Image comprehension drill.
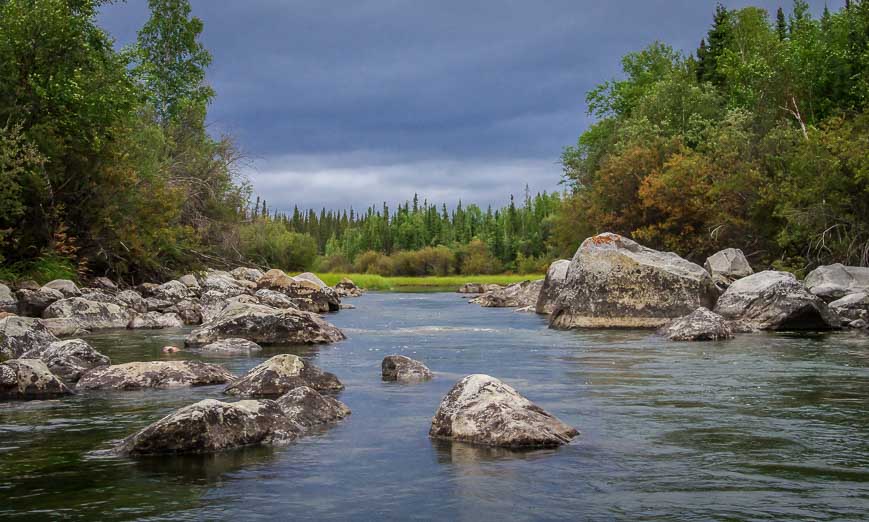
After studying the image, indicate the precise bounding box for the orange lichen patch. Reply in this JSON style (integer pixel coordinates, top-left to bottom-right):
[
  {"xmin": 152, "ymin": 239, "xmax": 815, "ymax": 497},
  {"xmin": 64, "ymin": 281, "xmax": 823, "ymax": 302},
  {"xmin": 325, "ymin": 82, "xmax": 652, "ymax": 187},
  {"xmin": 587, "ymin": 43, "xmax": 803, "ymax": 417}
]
[{"xmin": 590, "ymin": 234, "xmax": 618, "ymax": 245}]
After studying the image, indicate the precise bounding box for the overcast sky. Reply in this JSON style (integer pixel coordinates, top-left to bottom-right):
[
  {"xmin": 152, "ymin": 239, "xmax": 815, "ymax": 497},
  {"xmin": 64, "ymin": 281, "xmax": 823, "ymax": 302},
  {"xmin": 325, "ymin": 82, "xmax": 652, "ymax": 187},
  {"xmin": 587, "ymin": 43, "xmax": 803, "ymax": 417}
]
[{"xmin": 98, "ymin": 0, "xmax": 832, "ymax": 213}]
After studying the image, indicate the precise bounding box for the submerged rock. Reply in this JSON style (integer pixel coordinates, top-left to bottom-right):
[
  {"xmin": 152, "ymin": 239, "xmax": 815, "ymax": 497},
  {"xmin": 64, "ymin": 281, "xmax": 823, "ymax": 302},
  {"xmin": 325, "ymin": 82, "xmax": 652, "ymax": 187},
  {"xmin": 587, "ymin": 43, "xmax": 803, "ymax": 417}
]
[
  {"xmin": 472, "ymin": 280, "xmax": 543, "ymax": 309},
  {"xmin": 76, "ymin": 360, "xmax": 233, "ymax": 390},
  {"xmin": 22, "ymin": 339, "xmax": 110, "ymax": 382},
  {"xmin": 198, "ymin": 338, "xmax": 263, "ymax": 354},
  {"xmin": 15, "ymin": 287, "xmax": 64, "ymax": 317},
  {"xmin": 381, "ymin": 355, "xmax": 433, "ymax": 382},
  {"xmin": 659, "ymin": 307, "xmax": 733, "ymax": 341},
  {"xmin": 185, "ymin": 301, "xmax": 345, "ymax": 347},
  {"xmin": 0, "ymin": 316, "xmax": 59, "ymax": 360},
  {"xmin": 550, "ymin": 233, "xmax": 718, "ymax": 329},
  {"xmin": 127, "ymin": 312, "xmax": 185, "ymax": 329},
  {"xmin": 42, "ymin": 297, "xmax": 131, "ymax": 329},
  {"xmin": 714, "ymin": 271, "xmax": 839, "ymax": 331},
  {"xmin": 429, "ymin": 374, "xmax": 577, "ymax": 448},
  {"xmin": 535, "ymin": 260, "xmax": 570, "ymax": 315},
  {"xmin": 704, "ymin": 248, "xmax": 753, "ymax": 289},
  {"xmin": 224, "ymin": 353, "xmax": 343, "ymax": 397},
  {"xmin": 0, "ymin": 359, "xmax": 73, "ymax": 399},
  {"xmin": 804, "ymin": 264, "xmax": 869, "ymax": 302}
]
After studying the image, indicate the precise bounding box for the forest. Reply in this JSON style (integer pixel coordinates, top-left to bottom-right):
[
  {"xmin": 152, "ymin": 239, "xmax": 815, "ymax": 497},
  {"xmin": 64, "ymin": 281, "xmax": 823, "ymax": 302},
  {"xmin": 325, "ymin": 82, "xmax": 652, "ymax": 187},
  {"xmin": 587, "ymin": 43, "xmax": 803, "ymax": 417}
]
[{"xmin": 1, "ymin": 0, "xmax": 868, "ymax": 284}]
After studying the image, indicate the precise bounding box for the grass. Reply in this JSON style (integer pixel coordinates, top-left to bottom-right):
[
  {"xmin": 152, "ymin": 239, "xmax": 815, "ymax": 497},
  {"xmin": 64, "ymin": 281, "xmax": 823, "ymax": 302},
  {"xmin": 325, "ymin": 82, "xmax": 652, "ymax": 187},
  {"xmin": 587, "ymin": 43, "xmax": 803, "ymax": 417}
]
[
  {"xmin": 0, "ymin": 254, "xmax": 78, "ymax": 285},
  {"xmin": 308, "ymin": 273, "xmax": 544, "ymax": 291}
]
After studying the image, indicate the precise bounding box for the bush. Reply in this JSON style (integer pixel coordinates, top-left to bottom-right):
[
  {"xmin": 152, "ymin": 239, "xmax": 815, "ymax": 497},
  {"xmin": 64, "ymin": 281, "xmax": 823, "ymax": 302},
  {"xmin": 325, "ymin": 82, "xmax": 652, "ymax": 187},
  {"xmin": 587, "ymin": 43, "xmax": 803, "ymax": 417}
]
[
  {"xmin": 459, "ymin": 239, "xmax": 502, "ymax": 275},
  {"xmin": 239, "ymin": 220, "xmax": 316, "ymax": 271}
]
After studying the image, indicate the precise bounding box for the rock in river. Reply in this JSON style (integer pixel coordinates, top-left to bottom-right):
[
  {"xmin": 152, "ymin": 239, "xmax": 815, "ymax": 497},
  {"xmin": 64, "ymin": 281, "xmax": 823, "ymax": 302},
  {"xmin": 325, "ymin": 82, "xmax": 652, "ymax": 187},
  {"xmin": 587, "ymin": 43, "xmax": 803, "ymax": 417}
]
[
  {"xmin": 381, "ymin": 355, "xmax": 433, "ymax": 382},
  {"xmin": 198, "ymin": 338, "xmax": 263, "ymax": 354},
  {"xmin": 829, "ymin": 292, "xmax": 869, "ymax": 324},
  {"xmin": 21, "ymin": 339, "xmax": 110, "ymax": 382},
  {"xmin": 0, "ymin": 316, "xmax": 59, "ymax": 360},
  {"xmin": 76, "ymin": 360, "xmax": 233, "ymax": 390},
  {"xmin": 549, "ymin": 233, "xmax": 719, "ymax": 329},
  {"xmin": 275, "ymin": 385, "xmax": 351, "ymax": 429},
  {"xmin": 535, "ymin": 259, "xmax": 570, "ymax": 315},
  {"xmin": 659, "ymin": 307, "xmax": 733, "ymax": 342},
  {"xmin": 804, "ymin": 263, "xmax": 869, "ymax": 302},
  {"xmin": 471, "ymin": 280, "xmax": 543, "ymax": 309},
  {"xmin": 15, "ymin": 287, "xmax": 63, "ymax": 317},
  {"xmin": 224, "ymin": 354, "xmax": 343, "ymax": 397},
  {"xmin": 184, "ymin": 301, "xmax": 345, "ymax": 347},
  {"xmin": 430, "ymin": 374, "xmax": 577, "ymax": 448},
  {"xmin": 704, "ymin": 248, "xmax": 753, "ymax": 289},
  {"xmin": 0, "ymin": 359, "xmax": 73, "ymax": 399},
  {"xmin": 714, "ymin": 271, "xmax": 839, "ymax": 331},
  {"xmin": 42, "ymin": 297, "xmax": 131, "ymax": 330},
  {"xmin": 127, "ymin": 312, "xmax": 185, "ymax": 329}
]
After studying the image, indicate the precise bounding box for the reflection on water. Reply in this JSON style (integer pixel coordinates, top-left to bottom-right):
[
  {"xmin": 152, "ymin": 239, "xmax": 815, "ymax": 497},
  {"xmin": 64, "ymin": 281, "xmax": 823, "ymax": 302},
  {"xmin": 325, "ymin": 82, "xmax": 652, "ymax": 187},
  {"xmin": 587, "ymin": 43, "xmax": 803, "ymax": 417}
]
[{"xmin": 0, "ymin": 292, "xmax": 867, "ymax": 520}]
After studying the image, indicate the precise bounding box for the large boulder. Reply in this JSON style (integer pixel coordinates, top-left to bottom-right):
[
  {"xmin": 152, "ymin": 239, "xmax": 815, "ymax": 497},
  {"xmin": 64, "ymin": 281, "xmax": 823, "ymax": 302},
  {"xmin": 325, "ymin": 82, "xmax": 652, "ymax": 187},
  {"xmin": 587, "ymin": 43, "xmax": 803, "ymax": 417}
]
[
  {"xmin": 178, "ymin": 274, "xmax": 202, "ymax": 294},
  {"xmin": 21, "ymin": 339, "xmax": 110, "ymax": 382},
  {"xmin": 704, "ymin": 248, "xmax": 753, "ymax": 289},
  {"xmin": 42, "ymin": 279, "xmax": 81, "ymax": 298},
  {"xmin": 15, "ymin": 287, "xmax": 63, "ymax": 317},
  {"xmin": 116, "ymin": 290, "xmax": 148, "ymax": 313},
  {"xmin": 91, "ymin": 277, "xmax": 118, "ymax": 292},
  {"xmin": 42, "ymin": 297, "xmax": 131, "ymax": 329},
  {"xmin": 145, "ymin": 297, "xmax": 174, "ymax": 312},
  {"xmin": 549, "ymin": 233, "xmax": 719, "ymax": 329},
  {"xmin": 429, "ymin": 374, "xmax": 577, "ymax": 448},
  {"xmin": 116, "ymin": 399, "xmax": 298, "ymax": 456},
  {"xmin": 804, "ymin": 264, "xmax": 869, "ymax": 302},
  {"xmin": 0, "ymin": 359, "xmax": 73, "ymax": 399},
  {"xmin": 230, "ymin": 267, "xmax": 265, "ymax": 283},
  {"xmin": 173, "ymin": 299, "xmax": 203, "ymax": 325},
  {"xmin": 127, "ymin": 312, "xmax": 184, "ymax": 329},
  {"xmin": 471, "ymin": 279, "xmax": 543, "ymax": 309},
  {"xmin": 828, "ymin": 292, "xmax": 869, "ymax": 324},
  {"xmin": 224, "ymin": 353, "xmax": 343, "ymax": 397},
  {"xmin": 199, "ymin": 288, "xmax": 251, "ymax": 323},
  {"xmin": 152, "ymin": 280, "xmax": 190, "ymax": 302},
  {"xmin": 294, "ymin": 272, "xmax": 328, "ymax": 289},
  {"xmin": 198, "ymin": 338, "xmax": 263, "ymax": 354},
  {"xmin": 334, "ymin": 278, "xmax": 363, "ymax": 298},
  {"xmin": 714, "ymin": 271, "xmax": 840, "ymax": 331},
  {"xmin": 535, "ymin": 260, "xmax": 570, "ymax": 315},
  {"xmin": 659, "ymin": 307, "xmax": 734, "ymax": 342},
  {"xmin": 0, "ymin": 283, "xmax": 17, "ymax": 313},
  {"xmin": 202, "ymin": 270, "xmax": 252, "ymax": 293},
  {"xmin": 185, "ymin": 302, "xmax": 345, "ymax": 347},
  {"xmin": 254, "ymin": 289, "xmax": 300, "ymax": 310},
  {"xmin": 76, "ymin": 360, "xmax": 233, "ymax": 390},
  {"xmin": 257, "ymin": 269, "xmax": 340, "ymax": 313},
  {"xmin": 275, "ymin": 385, "xmax": 351, "ymax": 429},
  {"xmin": 381, "ymin": 355, "xmax": 433, "ymax": 382},
  {"xmin": 80, "ymin": 289, "xmax": 126, "ymax": 309},
  {"xmin": 0, "ymin": 316, "xmax": 59, "ymax": 360}
]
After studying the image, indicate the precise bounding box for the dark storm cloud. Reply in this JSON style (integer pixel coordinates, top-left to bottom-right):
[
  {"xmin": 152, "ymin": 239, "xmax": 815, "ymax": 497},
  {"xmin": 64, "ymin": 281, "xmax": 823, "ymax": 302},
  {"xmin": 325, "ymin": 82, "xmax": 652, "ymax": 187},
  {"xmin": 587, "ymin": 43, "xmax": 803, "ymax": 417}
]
[{"xmin": 98, "ymin": 0, "xmax": 833, "ymax": 211}]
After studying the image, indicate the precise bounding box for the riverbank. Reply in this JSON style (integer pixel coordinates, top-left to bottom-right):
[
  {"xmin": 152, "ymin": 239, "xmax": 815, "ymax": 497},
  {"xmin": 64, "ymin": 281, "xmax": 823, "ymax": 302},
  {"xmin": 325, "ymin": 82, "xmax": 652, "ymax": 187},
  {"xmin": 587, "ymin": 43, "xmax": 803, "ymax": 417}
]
[{"xmin": 305, "ymin": 273, "xmax": 545, "ymax": 292}]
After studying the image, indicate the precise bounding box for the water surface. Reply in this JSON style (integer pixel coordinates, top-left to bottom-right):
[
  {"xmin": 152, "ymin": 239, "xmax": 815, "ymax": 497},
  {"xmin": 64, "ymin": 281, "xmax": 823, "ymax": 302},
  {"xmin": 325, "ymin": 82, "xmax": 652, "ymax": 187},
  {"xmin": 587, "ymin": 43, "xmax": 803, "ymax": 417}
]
[{"xmin": 1, "ymin": 292, "xmax": 868, "ymax": 520}]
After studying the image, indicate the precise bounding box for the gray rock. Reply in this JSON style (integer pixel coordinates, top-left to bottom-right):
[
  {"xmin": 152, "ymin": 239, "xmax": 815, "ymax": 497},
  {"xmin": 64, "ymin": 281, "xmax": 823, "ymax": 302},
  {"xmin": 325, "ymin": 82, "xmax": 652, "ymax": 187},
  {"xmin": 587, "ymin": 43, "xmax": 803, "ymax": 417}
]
[
  {"xmin": 849, "ymin": 318, "xmax": 867, "ymax": 329},
  {"xmin": 136, "ymin": 282, "xmax": 160, "ymax": 297},
  {"xmin": 382, "ymin": 355, "xmax": 433, "ymax": 382},
  {"xmin": 0, "ymin": 316, "xmax": 60, "ymax": 360},
  {"xmin": 535, "ymin": 260, "xmax": 570, "ymax": 314},
  {"xmin": 275, "ymin": 385, "xmax": 351, "ymax": 429},
  {"xmin": 805, "ymin": 264, "xmax": 869, "ymax": 302},
  {"xmin": 257, "ymin": 269, "xmax": 340, "ymax": 313},
  {"xmin": 91, "ymin": 277, "xmax": 118, "ymax": 292},
  {"xmin": 429, "ymin": 374, "xmax": 577, "ymax": 448},
  {"xmin": 21, "ymin": 339, "xmax": 110, "ymax": 382},
  {"xmin": 550, "ymin": 233, "xmax": 719, "ymax": 329},
  {"xmin": 80, "ymin": 289, "xmax": 126, "ymax": 308},
  {"xmin": 39, "ymin": 318, "xmax": 92, "ymax": 337},
  {"xmin": 714, "ymin": 271, "xmax": 840, "ymax": 331},
  {"xmin": 294, "ymin": 272, "xmax": 328, "ymax": 289},
  {"xmin": 199, "ymin": 338, "xmax": 263, "ymax": 354},
  {"xmin": 334, "ymin": 278, "xmax": 363, "ymax": 297},
  {"xmin": 659, "ymin": 307, "xmax": 734, "ymax": 341},
  {"xmin": 185, "ymin": 301, "xmax": 345, "ymax": 347},
  {"xmin": 199, "ymin": 288, "xmax": 251, "ymax": 323},
  {"xmin": 0, "ymin": 359, "xmax": 73, "ymax": 399},
  {"xmin": 254, "ymin": 289, "xmax": 300, "ymax": 310},
  {"xmin": 42, "ymin": 279, "xmax": 81, "ymax": 298},
  {"xmin": 15, "ymin": 287, "xmax": 64, "ymax": 317},
  {"xmin": 224, "ymin": 354, "xmax": 343, "ymax": 397},
  {"xmin": 202, "ymin": 270, "xmax": 251, "ymax": 293},
  {"xmin": 230, "ymin": 267, "xmax": 265, "ymax": 283},
  {"xmin": 42, "ymin": 297, "xmax": 131, "ymax": 330},
  {"xmin": 457, "ymin": 283, "xmax": 504, "ymax": 294},
  {"xmin": 829, "ymin": 292, "xmax": 869, "ymax": 323},
  {"xmin": 117, "ymin": 290, "xmax": 148, "ymax": 313},
  {"xmin": 76, "ymin": 360, "xmax": 233, "ymax": 390},
  {"xmin": 178, "ymin": 274, "xmax": 201, "ymax": 293},
  {"xmin": 0, "ymin": 283, "xmax": 17, "ymax": 313},
  {"xmin": 704, "ymin": 248, "xmax": 753, "ymax": 289},
  {"xmin": 153, "ymin": 280, "xmax": 190, "ymax": 302},
  {"xmin": 145, "ymin": 297, "xmax": 174, "ymax": 312},
  {"xmin": 127, "ymin": 312, "xmax": 184, "ymax": 329},
  {"xmin": 472, "ymin": 279, "xmax": 543, "ymax": 309},
  {"xmin": 173, "ymin": 299, "xmax": 202, "ymax": 325}
]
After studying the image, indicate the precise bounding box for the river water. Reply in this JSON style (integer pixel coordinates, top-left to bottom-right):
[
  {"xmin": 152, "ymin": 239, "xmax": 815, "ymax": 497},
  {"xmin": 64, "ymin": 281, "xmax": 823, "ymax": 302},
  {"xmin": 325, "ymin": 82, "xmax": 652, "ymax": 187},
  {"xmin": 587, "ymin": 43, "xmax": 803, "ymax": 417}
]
[{"xmin": 1, "ymin": 292, "xmax": 868, "ymax": 521}]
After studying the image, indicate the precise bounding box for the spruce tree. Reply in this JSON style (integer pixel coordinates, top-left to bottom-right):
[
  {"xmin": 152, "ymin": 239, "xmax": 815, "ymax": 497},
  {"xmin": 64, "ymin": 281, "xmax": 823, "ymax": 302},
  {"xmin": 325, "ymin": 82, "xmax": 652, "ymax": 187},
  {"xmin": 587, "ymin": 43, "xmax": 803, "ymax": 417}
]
[{"xmin": 776, "ymin": 7, "xmax": 788, "ymax": 39}]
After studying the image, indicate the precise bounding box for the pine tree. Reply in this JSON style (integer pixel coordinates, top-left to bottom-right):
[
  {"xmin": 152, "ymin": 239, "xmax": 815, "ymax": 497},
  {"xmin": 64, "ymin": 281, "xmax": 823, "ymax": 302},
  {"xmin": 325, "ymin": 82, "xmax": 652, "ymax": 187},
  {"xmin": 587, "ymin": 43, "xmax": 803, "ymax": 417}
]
[
  {"xmin": 776, "ymin": 7, "xmax": 788, "ymax": 39},
  {"xmin": 700, "ymin": 3, "xmax": 733, "ymax": 87}
]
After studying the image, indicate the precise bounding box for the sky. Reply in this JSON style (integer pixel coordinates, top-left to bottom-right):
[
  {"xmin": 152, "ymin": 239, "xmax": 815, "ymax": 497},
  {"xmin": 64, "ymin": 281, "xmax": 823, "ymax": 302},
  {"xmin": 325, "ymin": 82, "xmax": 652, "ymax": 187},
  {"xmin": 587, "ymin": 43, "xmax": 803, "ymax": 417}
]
[{"xmin": 97, "ymin": 0, "xmax": 833, "ymax": 214}]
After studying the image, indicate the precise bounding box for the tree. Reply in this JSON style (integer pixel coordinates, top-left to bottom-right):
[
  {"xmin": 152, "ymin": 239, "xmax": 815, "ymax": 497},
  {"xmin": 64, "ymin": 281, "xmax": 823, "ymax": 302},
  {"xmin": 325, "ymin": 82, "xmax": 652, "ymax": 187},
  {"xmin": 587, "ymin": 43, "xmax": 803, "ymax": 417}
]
[{"xmin": 776, "ymin": 7, "xmax": 788, "ymax": 39}]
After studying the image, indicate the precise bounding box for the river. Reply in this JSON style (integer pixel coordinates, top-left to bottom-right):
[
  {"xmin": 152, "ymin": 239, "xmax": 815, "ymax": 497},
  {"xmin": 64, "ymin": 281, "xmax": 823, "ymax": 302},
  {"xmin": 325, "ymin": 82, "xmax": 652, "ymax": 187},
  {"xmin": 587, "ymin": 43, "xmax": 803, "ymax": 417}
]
[{"xmin": 1, "ymin": 292, "xmax": 868, "ymax": 520}]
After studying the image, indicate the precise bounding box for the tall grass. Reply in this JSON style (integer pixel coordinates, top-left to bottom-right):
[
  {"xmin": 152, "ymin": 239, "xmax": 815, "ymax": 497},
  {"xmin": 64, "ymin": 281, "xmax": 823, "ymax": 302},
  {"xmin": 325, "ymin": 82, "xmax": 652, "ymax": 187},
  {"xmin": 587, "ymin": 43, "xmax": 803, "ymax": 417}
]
[{"xmin": 309, "ymin": 273, "xmax": 544, "ymax": 291}]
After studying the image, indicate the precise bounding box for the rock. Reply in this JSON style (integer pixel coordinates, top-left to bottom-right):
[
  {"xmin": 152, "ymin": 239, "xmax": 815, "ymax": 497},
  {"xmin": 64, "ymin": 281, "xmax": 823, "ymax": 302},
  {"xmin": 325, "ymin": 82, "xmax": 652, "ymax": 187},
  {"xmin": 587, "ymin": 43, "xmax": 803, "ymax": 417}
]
[
  {"xmin": 116, "ymin": 398, "xmax": 298, "ymax": 456},
  {"xmin": 15, "ymin": 279, "xmax": 40, "ymax": 291},
  {"xmin": 804, "ymin": 264, "xmax": 869, "ymax": 302},
  {"xmin": 471, "ymin": 279, "xmax": 543, "ymax": 309},
  {"xmin": 178, "ymin": 274, "xmax": 201, "ymax": 293},
  {"xmin": 80, "ymin": 289, "xmax": 126, "ymax": 309},
  {"xmin": 457, "ymin": 283, "xmax": 485, "ymax": 294},
  {"xmin": 0, "ymin": 283, "xmax": 17, "ymax": 313},
  {"xmin": 0, "ymin": 316, "xmax": 59, "ymax": 360},
  {"xmin": 224, "ymin": 354, "xmax": 343, "ymax": 397},
  {"xmin": 76, "ymin": 360, "xmax": 233, "ymax": 390},
  {"xmin": 42, "ymin": 297, "xmax": 131, "ymax": 330},
  {"xmin": 136, "ymin": 282, "xmax": 160, "ymax": 297},
  {"xmin": 254, "ymin": 289, "xmax": 300, "ymax": 310},
  {"xmin": 173, "ymin": 299, "xmax": 203, "ymax": 325},
  {"xmin": 850, "ymin": 319, "xmax": 867, "ymax": 329},
  {"xmin": 91, "ymin": 277, "xmax": 118, "ymax": 292},
  {"xmin": 0, "ymin": 311, "xmax": 15, "ymax": 320},
  {"xmin": 294, "ymin": 272, "xmax": 328, "ymax": 289},
  {"xmin": 257, "ymin": 269, "xmax": 340, "ymax": 313},
  {"xmin": 145, "ymin": 297, "xmax": 174, "ymax": 312},
  {"xmin": 15, "ymin": 287, "xmax": 63, "ymax": 317},
  {"xmin": 257, "ymin": 268, "xmax": 297, "ymax": 291},
  {"xmin": 535, "ymin": 260, "xmax": 570, "ymax": 315},
  {"xmin": 339, "ymin": 303, "xmax": 355, "ymax": 310},
  {"xmin": 659, "ymin": 307, "xmax": 734, "ymax": 341},
  {"xmin": 185, "ymin": 301, "xmax": 345, "ymax": 347},
  {"xmin": 550, "ymin": 233, "xmax": 719, "ymax": 329},
  {"xmin": 275, "ymin": 385, "xmax": 351, "ymax": 429},
  {"xmin": 0, "ymin": 359, "xmax": 73, "ymax": 399},
  {"xmin": 202, "ymin": 270, "xmax": 250, "ymax": 293},
  {"xmin": 152, "ymin": 280, "xmax": 190, "ymax": 302},
  {"xmin": 127, "ymin": 312, "xmax": 184, "ymax": 329},
  {"xmin": 334, "ymin": 278, "xmax": 363, "ymax": 297},
  {"xmin": 230, "ymin": 267, "xmax": 265, "ymax": 283},
  {"xmin": 828, "ymin": 292, "xmax": 869, "ymax": 323},
  {"xmin": 198, "ymin": 338, "xmax": 263, "ymax": 354},
  {"xmin": 704, "ymin": 248, "xmax": 753, "ymax": 289},
  {"xmin": 429, "ymin": 374, "xmax": 577, "ymax": 448},
  {"xmin": 199, "ymin": 288, "xmax": 251, "ymax": 323},
  {"xmin": 381, "ymin": 355, "xmax": 433, "ymax": 382},
  {"xmin": 21, "ymin": 339, "xmax": 110, "ymax": 382},
  {"xmin": 39, "ymin": 318, "xmax": 91, "ymax": 337},
  {"xmin": 42, "ymin": 279, "xmax": 81, "ymax": 298},
  {"xmin": 116, "ymin": 290, "xmax": 148, "ymax": 313},
  {"xmin": 714, "ymin": 271, "xmax": 840, "ymax": 331}
]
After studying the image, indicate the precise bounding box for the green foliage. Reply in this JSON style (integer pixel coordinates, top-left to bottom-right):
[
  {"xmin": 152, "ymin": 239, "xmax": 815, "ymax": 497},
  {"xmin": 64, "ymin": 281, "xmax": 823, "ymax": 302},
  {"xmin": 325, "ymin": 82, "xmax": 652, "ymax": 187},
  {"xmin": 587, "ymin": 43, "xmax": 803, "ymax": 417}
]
[{"xmin": 239, "ymin": 221, "xmax": 316, "ymax": 271}]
